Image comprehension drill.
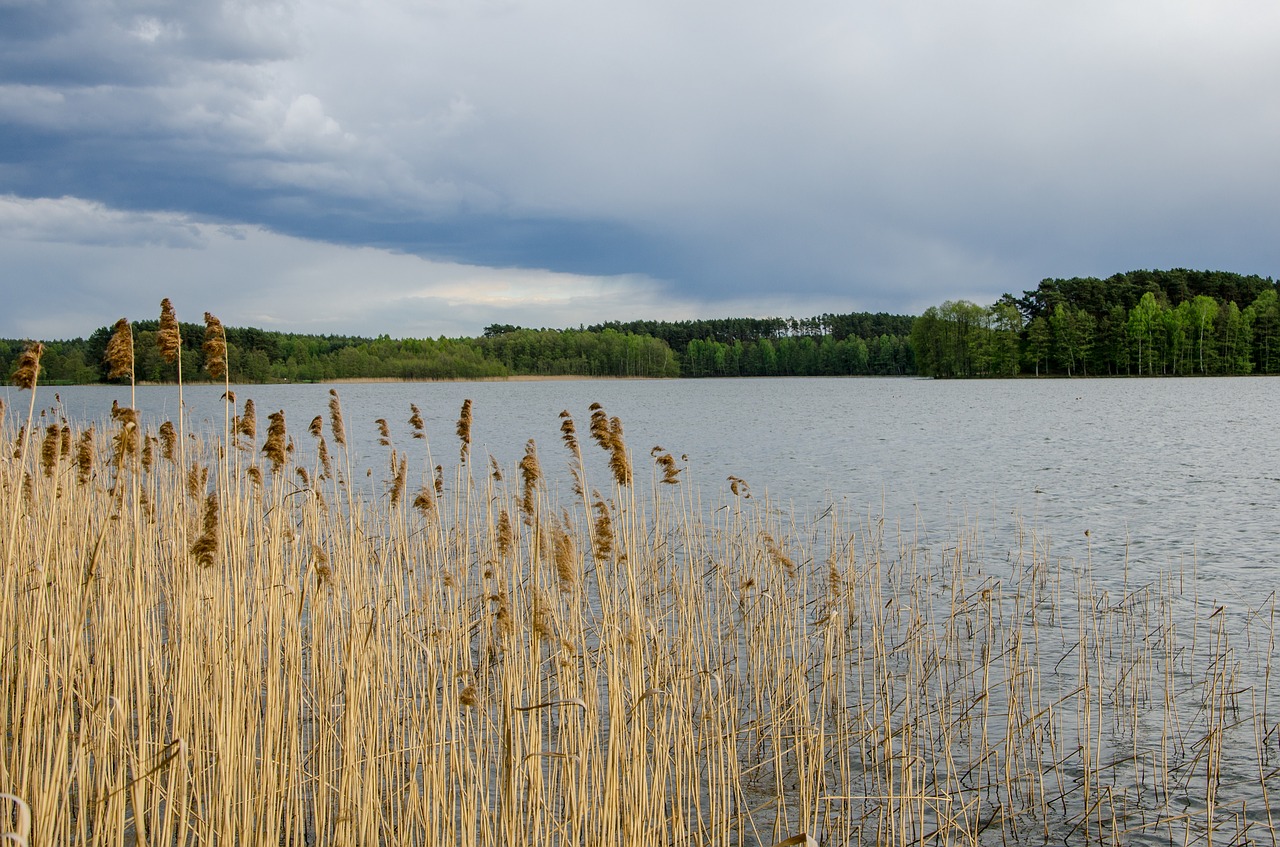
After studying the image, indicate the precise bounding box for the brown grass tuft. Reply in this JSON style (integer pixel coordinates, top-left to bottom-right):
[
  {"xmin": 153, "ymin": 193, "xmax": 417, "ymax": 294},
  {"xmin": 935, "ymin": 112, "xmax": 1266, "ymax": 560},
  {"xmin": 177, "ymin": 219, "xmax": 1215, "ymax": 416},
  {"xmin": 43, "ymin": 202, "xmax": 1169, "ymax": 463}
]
[{"xmin": 409, "ymin": 404, "xmax": 425, "ymax": 439}]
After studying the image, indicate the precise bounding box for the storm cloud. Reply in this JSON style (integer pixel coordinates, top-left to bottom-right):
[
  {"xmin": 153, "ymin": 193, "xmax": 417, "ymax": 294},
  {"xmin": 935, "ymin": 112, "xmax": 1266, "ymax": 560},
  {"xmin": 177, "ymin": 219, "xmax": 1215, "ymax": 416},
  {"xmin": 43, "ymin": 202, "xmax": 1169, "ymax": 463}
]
[{"xmin": 3, "ymin": 0, "xmax": 1278, "ymax": 337}]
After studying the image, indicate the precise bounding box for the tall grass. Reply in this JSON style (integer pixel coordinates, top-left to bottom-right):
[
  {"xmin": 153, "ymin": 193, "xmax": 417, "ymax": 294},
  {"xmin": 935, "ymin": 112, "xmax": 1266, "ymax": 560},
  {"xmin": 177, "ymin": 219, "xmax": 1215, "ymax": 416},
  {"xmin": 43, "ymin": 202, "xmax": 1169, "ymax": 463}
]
[{"xmin": 1, "ymin": 379, "xmax": 1277, "ymax": 845}]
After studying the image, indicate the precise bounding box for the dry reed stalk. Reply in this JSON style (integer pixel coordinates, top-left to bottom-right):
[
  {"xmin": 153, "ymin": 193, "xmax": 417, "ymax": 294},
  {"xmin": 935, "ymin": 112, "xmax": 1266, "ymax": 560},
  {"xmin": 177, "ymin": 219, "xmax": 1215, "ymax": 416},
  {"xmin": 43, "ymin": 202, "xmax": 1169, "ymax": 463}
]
[{"xmin": 3, "ymin": 393, "xmax": 1277, "ymax": 847}]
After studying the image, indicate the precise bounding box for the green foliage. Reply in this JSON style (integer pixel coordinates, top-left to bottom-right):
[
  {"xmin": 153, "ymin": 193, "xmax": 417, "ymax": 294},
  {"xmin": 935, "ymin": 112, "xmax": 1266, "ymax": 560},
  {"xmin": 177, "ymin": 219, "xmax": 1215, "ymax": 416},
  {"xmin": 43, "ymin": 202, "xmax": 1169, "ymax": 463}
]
[{"xmin": 916, "ymin": 268, "xmax": 1280, "ymax": 377}]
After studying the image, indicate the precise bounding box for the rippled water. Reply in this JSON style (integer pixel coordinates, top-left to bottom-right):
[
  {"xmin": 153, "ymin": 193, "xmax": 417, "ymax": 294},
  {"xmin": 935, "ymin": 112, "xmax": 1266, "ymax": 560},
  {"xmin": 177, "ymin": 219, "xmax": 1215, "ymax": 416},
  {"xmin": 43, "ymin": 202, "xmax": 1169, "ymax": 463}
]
[{"xmin": 26, "ymin": 375, "xmax": 1280, "ymax": 594}]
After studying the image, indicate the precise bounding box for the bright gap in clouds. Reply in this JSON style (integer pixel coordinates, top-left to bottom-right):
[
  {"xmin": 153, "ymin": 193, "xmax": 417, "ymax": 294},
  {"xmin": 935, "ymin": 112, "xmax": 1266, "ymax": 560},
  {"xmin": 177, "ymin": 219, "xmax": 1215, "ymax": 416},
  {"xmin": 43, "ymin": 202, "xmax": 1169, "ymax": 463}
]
[{"xmin": 0, "ymin": 195, "xmax": 714, "ymax": 340}]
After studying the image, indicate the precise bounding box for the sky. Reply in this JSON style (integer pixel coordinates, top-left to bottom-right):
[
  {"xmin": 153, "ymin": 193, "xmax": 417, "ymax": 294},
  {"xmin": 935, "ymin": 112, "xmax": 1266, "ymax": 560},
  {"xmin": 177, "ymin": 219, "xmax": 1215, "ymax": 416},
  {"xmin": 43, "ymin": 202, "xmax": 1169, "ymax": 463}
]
[{"xmin": 3, "ymin": 0, "xmax": 1280, "ymax": 340}]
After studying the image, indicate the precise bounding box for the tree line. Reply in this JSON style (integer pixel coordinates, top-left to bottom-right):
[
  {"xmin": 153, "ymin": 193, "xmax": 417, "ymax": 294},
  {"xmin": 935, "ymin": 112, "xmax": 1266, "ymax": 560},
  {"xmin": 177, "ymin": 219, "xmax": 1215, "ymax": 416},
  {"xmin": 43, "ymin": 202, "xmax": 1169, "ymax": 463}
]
[
  {"xmin": 2, "ymin": 308, "xmax": 912, "ymax": 384},
  {"xmin": 912, "ymin": 269, "xmax": 1280, "ymax": 377},
  {"xmin": 10, "ymin": 271, "xmax": 1277, "ymax": 384}
]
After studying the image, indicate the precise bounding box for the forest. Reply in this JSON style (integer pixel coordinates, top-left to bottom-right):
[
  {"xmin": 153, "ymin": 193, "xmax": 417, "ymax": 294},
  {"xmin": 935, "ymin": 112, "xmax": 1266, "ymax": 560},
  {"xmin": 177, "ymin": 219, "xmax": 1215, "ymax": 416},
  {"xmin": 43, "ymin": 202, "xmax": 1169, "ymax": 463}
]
[
  {"xmin": 0, "ymin": 309, "xmax": 913, "ymax": 384},
  {"xmin": 6, "ymin": 269, "xmax": 1279, "ymax": 384},
  {"xmin": 911, "ymin": 269, "xmax": 1280, "ymax": 377}
]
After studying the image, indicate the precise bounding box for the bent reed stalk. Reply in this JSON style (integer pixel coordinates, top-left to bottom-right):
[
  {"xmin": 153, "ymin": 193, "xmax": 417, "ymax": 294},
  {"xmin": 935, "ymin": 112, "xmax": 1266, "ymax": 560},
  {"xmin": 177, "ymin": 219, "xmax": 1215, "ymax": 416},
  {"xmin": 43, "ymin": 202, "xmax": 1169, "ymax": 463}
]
[{"xmin": 1, "ymin": 382, "xmax": 1278, "ymax": 845}]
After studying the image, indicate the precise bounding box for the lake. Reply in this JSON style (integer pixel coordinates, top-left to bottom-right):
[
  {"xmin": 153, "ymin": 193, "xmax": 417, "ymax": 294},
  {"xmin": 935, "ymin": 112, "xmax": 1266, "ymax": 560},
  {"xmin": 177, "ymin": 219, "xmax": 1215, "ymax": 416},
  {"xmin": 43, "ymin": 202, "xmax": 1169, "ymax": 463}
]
[
  {"xmin": 19, "ymin": 375, "xmax": 1280, "ymax": 597},
  {"xmin": 7, "ymin": 373, "xmax": 1279, "ymax": 844}
]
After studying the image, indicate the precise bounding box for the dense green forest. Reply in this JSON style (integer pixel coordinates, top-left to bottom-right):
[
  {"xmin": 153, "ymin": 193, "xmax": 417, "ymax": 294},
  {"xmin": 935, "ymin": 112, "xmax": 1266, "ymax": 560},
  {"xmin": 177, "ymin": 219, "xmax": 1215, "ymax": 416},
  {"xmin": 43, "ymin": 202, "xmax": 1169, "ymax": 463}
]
[
  {"xmin": 0, "ymin": 309, "xmax": 912, "ymax": 384},
  {"xmin": 912, "ymin": 269, "xmax": 1280, "ymax": 377},
  {"xmin": 8, "ymin": 270, "xmax": 1280, "ymax": 384}
]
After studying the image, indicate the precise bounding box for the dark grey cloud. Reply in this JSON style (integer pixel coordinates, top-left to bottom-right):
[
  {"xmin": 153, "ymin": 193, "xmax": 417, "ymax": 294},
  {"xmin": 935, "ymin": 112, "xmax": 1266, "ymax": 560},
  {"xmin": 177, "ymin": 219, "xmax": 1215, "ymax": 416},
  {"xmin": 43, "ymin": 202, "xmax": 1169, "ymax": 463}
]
[{"xmin": 3, "ymin": 0, "xmax": 1280, "ymax": 337}]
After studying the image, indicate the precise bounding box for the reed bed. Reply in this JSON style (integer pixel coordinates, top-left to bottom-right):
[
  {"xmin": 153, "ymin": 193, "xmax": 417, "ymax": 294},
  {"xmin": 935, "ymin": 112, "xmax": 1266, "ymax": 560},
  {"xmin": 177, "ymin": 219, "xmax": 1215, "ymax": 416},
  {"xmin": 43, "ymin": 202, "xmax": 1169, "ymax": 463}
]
[{"xmin": 2, "ymin": 380, "xmax": 1278, "ymax": 845}]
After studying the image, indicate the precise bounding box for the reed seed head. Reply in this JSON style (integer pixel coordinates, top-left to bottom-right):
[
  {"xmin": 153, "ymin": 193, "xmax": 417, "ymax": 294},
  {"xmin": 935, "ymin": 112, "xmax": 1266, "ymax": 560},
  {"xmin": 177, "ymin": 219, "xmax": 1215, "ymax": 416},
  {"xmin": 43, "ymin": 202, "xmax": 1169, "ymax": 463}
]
[
  {"xmin": 11, "ymin": 341, "xmax": 43, "ymax": 390},
  {"xmin": 553, "ymin": 512, "xmax": 577, "ymax": 591},
  {"xmin": 390, "ymin": 455, "xmax": 407, "ymax": 507},
  {"xmin": 40, "ymin": 424, "xmax": 59, "ymax": 477},
  {"xmin": 409, "ymin": 404, "xmax": 425, "ymax": 439},
  {"xmin": 104, "ymin": 319, "xmax": 133, "ymax": 382},
  {"xmin": 519, "ymin": 439, "xmax": 542, "ymax": 518},
  {"xmin": 652, "ymin": 448, "xmax": 682, "ymax": 484},
  {"xmin": 559, "ymin": 410, "xmax": 581, "ymax": 458},
  {"xmin": 159, "ymin": 420, "xmax": 177, "ymax": 462},
  {"xmin": 202, "ymin": 312, "xmax": 228, "ymax": 379},
  {"xmin": 186, "ymin": 463, "xmax": 208, "ymax": 499},
  {"xmin": 412, "ymin": 485, "xmax": 436, "ymax": 517},
  {"xmin": 157, "ymin": 298, "xmax": 181, "ymax": 363},
  {"xmin": 591, "ymin": 494, "xmax": 614, "ymax": 558},
  {"xmin": 75, "ymin": 426, "xmax": 94, "ymax": 485},
  {"xmin": 190, "ymin": 493, "xmax": 219, "ymax": 567},
  {"xmin": 496, "ymin": 510, "xmax": 514, "ymax": 558},
  {"xmin": 328, "ymin": 389, "xmax": 346, "ymax": 445},
  {"xmin": 262, "ymin": 410, "xmax": 287, "ymax": 473},
  {"xmin": 457, "ymin": 399, "xmax": 473, "ymax": 462},
  {"xmin": 237, "ymin": 398, "xmax": 257, "ymax": 442}
]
